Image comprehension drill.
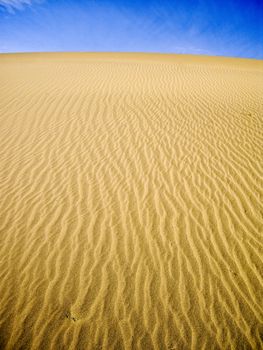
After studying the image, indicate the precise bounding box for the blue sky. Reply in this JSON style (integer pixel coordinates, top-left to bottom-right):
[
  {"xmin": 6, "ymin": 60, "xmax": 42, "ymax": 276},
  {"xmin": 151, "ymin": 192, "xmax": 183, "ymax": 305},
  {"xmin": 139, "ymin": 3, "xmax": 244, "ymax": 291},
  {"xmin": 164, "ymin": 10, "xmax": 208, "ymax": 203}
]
[{"xmin": 0, "ymin": 0, "xmax": 262, "ymax": 59}]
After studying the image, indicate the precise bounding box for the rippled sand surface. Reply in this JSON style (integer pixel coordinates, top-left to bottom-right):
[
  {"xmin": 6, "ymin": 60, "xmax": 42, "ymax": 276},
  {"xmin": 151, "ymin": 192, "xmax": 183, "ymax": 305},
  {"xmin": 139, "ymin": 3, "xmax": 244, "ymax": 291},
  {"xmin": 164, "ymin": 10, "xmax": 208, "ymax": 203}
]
[{"xmin": 0, "ymin": 53, "xmax": 263, "ymax": 349}]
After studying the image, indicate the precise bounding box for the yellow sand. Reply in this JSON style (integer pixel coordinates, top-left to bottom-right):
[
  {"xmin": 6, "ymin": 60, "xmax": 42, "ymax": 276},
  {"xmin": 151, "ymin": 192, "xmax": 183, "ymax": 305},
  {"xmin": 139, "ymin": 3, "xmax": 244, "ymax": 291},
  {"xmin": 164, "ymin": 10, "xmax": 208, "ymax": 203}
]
[{"xmin": 0, "ymin": 53, "xmax": 262, "ymax": 350}]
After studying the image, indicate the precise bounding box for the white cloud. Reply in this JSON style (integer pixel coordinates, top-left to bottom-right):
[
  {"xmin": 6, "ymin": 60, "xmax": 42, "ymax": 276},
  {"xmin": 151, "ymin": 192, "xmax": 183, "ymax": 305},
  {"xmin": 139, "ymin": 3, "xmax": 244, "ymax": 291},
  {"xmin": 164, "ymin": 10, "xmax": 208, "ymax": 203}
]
[{"xmin": 0, "ymin": 0, "xmax": 41, "ymax": 12}]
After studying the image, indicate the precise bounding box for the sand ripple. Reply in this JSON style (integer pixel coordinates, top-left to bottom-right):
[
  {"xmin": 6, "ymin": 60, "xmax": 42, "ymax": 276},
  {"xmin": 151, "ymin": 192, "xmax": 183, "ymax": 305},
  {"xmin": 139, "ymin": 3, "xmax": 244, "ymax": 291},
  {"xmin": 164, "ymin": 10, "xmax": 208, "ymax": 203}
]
[{"xmin": 0, "ymin": 53, "xmax": 263, "ymax": 349}]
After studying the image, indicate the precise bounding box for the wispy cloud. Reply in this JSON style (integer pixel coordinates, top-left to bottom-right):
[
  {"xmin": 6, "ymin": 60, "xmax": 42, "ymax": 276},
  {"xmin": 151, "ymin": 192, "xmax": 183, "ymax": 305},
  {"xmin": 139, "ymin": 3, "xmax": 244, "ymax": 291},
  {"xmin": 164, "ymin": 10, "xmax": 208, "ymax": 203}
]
[{"xmin": 0, "ymin": 0, "xmax": 40, "ymax": 13}]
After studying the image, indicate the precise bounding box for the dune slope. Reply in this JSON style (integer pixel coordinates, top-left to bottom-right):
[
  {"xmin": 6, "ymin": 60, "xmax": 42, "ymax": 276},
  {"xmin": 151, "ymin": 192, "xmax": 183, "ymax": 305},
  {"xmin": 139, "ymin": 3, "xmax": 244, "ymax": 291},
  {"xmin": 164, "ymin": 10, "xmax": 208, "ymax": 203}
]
[{"xmin": 0, "ymin": 53, "xmax": 263, "ymax": 349}]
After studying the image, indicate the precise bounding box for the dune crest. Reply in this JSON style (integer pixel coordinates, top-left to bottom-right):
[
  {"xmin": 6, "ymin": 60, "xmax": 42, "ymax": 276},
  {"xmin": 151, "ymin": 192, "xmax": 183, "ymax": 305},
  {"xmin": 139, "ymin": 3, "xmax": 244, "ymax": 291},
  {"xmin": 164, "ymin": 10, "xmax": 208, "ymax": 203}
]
[{"xmin": 0, "ymin": 53, "xmax": 262, "ymax": 349}]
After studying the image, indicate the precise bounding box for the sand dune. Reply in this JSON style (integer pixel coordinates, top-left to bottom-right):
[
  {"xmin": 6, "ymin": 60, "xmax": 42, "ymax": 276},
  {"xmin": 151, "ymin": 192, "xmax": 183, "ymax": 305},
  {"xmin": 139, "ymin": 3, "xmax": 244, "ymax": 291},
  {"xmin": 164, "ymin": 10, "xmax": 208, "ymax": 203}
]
[{"xmin": 0, "ymin": 52, "xmax": 262, "ymax": 349}]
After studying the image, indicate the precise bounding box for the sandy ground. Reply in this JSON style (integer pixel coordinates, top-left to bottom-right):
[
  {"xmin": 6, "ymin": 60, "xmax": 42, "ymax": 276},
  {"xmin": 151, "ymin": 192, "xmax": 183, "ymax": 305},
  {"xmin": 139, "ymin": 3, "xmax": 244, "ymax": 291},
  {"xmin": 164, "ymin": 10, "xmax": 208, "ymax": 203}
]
[{"xmin": 0, "ymin": 53, "xmax": 262, "ymax": 350}]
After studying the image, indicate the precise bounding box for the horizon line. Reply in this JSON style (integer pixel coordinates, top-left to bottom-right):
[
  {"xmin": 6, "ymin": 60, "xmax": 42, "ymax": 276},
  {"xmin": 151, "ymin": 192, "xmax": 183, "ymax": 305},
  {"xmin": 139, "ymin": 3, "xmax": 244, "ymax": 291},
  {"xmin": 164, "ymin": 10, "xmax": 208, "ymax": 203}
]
[{"xmin": 0, "ymin": 50, "xmax": 262, "ymax": 62}]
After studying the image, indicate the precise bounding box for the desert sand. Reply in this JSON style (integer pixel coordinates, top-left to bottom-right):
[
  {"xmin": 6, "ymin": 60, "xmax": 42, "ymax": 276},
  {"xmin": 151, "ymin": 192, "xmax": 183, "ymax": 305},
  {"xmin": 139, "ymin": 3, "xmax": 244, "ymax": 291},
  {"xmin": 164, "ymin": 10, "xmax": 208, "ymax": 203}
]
[{"xmin": 0, "ymin": 52, "xmax": 262, "ymax": 349}]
